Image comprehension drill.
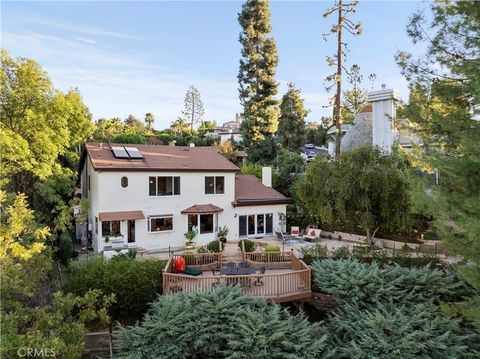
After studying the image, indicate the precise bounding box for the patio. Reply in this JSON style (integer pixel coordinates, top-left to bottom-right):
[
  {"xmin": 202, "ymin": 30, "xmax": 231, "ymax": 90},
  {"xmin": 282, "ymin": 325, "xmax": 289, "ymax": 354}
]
[{"xmin": 163, "ymin": 251, "xmax": 312, "ymax": 303}]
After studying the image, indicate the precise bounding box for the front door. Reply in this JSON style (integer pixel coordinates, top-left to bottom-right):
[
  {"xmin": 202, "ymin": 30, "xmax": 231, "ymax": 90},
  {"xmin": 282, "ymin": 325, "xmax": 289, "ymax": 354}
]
[{"xmin": 128, "ymin": 220, "xmax": 135, "ymax": 243}]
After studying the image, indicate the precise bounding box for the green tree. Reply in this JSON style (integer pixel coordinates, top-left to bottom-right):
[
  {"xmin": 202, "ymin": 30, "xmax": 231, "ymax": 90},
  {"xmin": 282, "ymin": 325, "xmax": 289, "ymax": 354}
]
[
  {"xmin": 396, "ymin": 0, "xmax": 480, "ymax": 322},
  {"xmin": 144, "ymin": 112, "xmax": 155, "ymax": 132},
  {"xmin": 278, "ymin": 83, "xmax": 310, "ymax": 152},
  {"xmin": 0, "ymin": 192, "xmax": 113, "ymax": 359},
  {"xmin": 111, "ymin": 132, "xmax": 147, "ymax": 144},
  {"xmin": 182, "ymin": 85, "xmax": 205, "ymax": 132},
  {"xmin": 198, "ymin": 120, "xmax": 217, "ymax": 135},
  {"xmin": 0, "ymin": 50, "xmax": 93, "ymax": 194},
  {"xmin": 341, "ymin": 64, "xmax": 369, "ymax": 124},
  {"xmin": 215, "ymin": 140, "xmax": 237, "ymax": 163},
  {"xmin": 170, "ymin": 117, "xmax": 190, "ymax": 136},
  {"xmin": 305, "ymin": 121, "xmax": 329, "ymax": 147},
  {"xmin": 116, "ymin": 287, "xmax": 327, "ymax": 359},
  {"xmin": 92, "ymin": 117, "xmax": 125, "ymax": 141},
  {"xmin": 295, "ymin": 146, "xmax": 411, "ymax": 244},
  {"xmin": 238, "ymin": 0, "xmax": 279, "ymax": 163},
  {"xmin": 323, "ymin": 0, "xmax": 362, "ymax": 159}
]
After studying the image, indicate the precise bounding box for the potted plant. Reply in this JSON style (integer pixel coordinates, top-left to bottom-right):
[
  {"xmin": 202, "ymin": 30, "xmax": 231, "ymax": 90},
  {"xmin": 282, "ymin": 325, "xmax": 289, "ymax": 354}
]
[
  {"xmin": 184, "ymin": 230, "xmax": 197, "ymax": 247},
  {"xmin": 217, "ymin": 226, "xmax": 229, "ymax": 244}
]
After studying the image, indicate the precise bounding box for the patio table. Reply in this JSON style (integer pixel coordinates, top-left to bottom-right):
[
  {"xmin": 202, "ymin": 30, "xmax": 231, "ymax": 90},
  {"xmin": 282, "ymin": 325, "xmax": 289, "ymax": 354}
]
[{"xmin": 220, "ymin": 267, "xmax": 256, "ymax": 275}]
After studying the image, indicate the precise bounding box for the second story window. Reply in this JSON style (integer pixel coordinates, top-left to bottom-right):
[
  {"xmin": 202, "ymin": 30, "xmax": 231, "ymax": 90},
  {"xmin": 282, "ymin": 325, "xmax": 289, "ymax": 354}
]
[
  {"xmin": 149, "ymin": 176, "xmax": 181, "ymax": 196},
  {"xmin": 205, "ymin": 176, "xmax": 224, "ymax": 194}
]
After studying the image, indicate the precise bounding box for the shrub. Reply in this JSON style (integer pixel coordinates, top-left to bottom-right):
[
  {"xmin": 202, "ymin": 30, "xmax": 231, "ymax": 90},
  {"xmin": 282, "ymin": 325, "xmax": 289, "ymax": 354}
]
[
  {"xmin": 111, "ymin": 133, "xmax": 147, "ymax": 144},
  {"xmin": 56, "ymin": 231, "xmax": 72, "ymax": 265},
  {"xmin": 327, "ymin": 301, "xmax": 480, "ymax": 358},
  {"xmin": 331, "ymin": 246, "xmax": 350, "ymax": 259},
  {"xmin": 207, "ymin": 240, "xmax": 221, "ymax": 253},
  {"xmin": 312, "ymin": 259, "xmax": 472, "ymax": 308},
  {"xmin": 63, "ymin": 255, "xmax": 166, "ymax": 321},
  {"xmin": 238, "ymin": 239, "xmax": 255, "ymax": 252},
  {"xmin": 116, "ymin": 287, "xmax": 328, "ymax": 358},
  {"xmin": 265, "ymin": 245, "xmax": 280, "ymax": 252}
]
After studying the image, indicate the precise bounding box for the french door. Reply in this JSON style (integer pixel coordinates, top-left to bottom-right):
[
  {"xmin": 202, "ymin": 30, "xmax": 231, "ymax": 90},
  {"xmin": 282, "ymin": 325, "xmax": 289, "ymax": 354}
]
[{"xmin": 239, "ymin": 213, "xmax": 273, "ymax": 238}]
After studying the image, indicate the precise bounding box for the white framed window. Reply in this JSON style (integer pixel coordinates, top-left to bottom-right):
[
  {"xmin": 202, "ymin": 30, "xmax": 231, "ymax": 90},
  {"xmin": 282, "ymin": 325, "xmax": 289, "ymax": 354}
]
[
  {"xmin": 147, "ymin": 215, "xmax": 174, "ymax": 232},
  {"xmin": 205, "ymin": 176, "xmax": 224, "ymax": 194},
  {"xmin": 149, "ymin": 176, "xmax": 181, "ymax": 196}
]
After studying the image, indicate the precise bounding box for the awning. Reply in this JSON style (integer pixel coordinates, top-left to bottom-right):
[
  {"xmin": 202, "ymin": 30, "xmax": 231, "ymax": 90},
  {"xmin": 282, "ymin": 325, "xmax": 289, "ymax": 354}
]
[
  {"xmin": 99, "ymin": 210, "xmax": 145, "ymax": 222},
  {"xmin": 181, "ymin": 204, "xmax": 224, "ymax": 215}
]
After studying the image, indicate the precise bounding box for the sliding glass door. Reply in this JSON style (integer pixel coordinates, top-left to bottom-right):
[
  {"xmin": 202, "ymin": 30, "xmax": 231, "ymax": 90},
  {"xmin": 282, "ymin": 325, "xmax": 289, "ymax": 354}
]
[{"xmin": 239, "ymin": 213, "xmax": 273, "ymax": 238}]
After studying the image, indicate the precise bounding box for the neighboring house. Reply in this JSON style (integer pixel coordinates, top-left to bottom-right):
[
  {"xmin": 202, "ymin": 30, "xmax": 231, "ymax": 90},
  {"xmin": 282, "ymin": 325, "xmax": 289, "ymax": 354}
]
[
  {"xmin": 206, "ymin": 113, "xmax": 244, "ymax": 144},
  {"xmin": 326, "ymin": 87, "xmax": 419, "ymax": 158},
  {"xmin": 77, "ymin": 142, "xmax": 289, "ymax": 254}
]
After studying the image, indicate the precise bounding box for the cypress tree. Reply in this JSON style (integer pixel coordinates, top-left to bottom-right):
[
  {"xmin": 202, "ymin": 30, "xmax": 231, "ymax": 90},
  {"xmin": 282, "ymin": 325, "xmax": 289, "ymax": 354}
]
[{"xmin": 238, "ymin": 0, "xmax": 279, "ymax": 163}]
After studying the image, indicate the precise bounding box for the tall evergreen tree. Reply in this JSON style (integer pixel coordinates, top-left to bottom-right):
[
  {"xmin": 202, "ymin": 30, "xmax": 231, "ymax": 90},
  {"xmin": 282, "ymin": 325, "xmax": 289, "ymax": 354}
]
[
  {"xmin": 278, "ymin": 83, "xmax": 309, "ymax": 152},
  {"xmin": 238, "ymin": 0, "xmax": 279, "ymax": 163},
  {"xmin": 182, "ymin": 85, "xmax": 204, "ymax": 132},
  {"xmin": 396, "ymin": 0, "xmax": 480, "ymax": 322},
  {"xmin": 323, "ymin": 0, "xmax": 362, "ymax": 160},
  {"xmin": 341, "ymin": 64, "xmax": 369, "ymax": 124}
]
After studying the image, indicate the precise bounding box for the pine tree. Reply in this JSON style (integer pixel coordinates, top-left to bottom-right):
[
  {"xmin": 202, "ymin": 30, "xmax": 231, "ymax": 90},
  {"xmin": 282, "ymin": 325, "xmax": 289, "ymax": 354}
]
[
  {"xmin": 396, "ymin": 0, "xmax": 480, "ymax": 323},
  {"xmin": 278, "ymin": 83, "xmax": 309, "ymax": 152},
  {"xmin": 238, "ymin": 0, "xmax": 279, "ymax": 163},
  {"xmin": 323, "ymin": 0, "xmax": 362, "ymax": 160},
  {"xmin": 182, "ymin": 85, "xmax": 205, "ymax": 132}
]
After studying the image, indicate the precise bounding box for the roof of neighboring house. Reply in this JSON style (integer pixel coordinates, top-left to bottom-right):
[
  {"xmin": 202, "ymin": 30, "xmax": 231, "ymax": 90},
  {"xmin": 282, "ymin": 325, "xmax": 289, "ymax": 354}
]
[
  {"xmin": 81, "ymin": 142, "xmax": 240, "ymax": 172},
  {"xmin": 327, "ymin": 124, "xmax": 353, "ymax": 135},
  {"xmin": 99, "ymin": 210, "xmax": 145, "ymax": 221},
  {"xmin": 181, "ymin": 204, "xmax": 224, "ymax": 214},
  {"xmin": 233, "ymin": 175, "xmax": 291, "ymax": 207}
]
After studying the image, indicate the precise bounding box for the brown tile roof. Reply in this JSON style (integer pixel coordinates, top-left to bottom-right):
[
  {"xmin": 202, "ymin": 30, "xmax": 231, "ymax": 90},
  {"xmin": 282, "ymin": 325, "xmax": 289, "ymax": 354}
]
[
  {"xmin": 83, "ymin": 142, "xmax": 240, "ymax": 172},
  {"xmin": 99, "ymin": 210, "xmax": 145, "ymax": 221},
  {"xmin": 233, "ymin": 175, "xmax": 291, "ymax": 206},
  {"xmin": 181, "ymin": 204, "xmax": 224, "ymax": 214}
]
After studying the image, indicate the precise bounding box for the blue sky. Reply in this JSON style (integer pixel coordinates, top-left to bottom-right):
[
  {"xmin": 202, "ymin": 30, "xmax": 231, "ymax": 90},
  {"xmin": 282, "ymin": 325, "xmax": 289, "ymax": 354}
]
[{"xmin": 2, "ymin": 1, "xmax": 428, "ymax": 129}]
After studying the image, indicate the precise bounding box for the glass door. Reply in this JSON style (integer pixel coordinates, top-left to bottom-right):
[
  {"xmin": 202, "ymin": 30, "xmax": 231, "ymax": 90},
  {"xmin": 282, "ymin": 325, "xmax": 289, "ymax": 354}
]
[{"xmin": 127, "ymin": 220, "xmax": 135, "ymax": 243}]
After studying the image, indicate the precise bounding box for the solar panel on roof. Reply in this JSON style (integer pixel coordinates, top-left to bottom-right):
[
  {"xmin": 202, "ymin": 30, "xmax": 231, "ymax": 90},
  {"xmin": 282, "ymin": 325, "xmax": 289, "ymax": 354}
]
[
  {"xmin": 111, "ymin": 146, "xmax": 129, "ymax": 159},
  {"xmin": 125, "ymin": 147, "xmax": 144, "ymax": 159}
]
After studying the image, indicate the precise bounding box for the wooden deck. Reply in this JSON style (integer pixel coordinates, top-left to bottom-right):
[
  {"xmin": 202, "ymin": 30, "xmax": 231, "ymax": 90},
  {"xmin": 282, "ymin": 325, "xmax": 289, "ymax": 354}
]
[{"xmin": 162, "ymin": 251, "xmax": 312, "ymax": 303}]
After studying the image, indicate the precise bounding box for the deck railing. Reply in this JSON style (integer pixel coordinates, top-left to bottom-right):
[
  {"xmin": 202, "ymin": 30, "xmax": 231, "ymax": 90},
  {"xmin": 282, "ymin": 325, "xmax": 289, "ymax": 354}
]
[{"xmin": 163, "ymin": 251, "xmax": 311, "ymax": 303}]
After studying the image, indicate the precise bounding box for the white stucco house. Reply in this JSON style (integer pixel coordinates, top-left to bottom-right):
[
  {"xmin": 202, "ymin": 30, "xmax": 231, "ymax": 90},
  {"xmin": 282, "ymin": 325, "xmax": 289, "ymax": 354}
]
[{"xmin": 77, "ymin": 142, "xmax": 289, "ymax": 254}]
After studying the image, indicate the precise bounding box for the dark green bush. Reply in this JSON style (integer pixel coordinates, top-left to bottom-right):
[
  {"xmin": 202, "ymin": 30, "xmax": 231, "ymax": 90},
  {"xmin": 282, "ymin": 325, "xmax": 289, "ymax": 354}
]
[
  {"xmin": 331, "ymin": 246, "xmax": 350, "ymax": 259},
  {"xmin": 63, "ymin": 255, "xmax": 166, "ymax": 321},
  {"xmin": 207, "ymin": 240, "xmax": 221, "ymax": 253},
  {"xmin": 238, "ymin": 239, "xmax": 255, "ymax": 252},
  {"xmin": 56, "ymin": 231, "xmax": 72, "ymax": 265},
  {"xmin": 116, "ymin": 287, "xmax": 328, "ymax": 358}
]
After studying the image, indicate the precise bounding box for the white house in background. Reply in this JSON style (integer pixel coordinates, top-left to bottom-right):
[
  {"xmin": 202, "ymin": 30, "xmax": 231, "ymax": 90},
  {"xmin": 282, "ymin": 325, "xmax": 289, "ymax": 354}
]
[
  {"xmin": 205, "ymin": 113, "xmax": 244, "ymax": 144},
  {"xmin": 77, "ymin": 142, "xmax": 289, "ymax": 254},
  {"xmin": 327, "ymin": 87, "xmax": 419, "ymax": 158}
]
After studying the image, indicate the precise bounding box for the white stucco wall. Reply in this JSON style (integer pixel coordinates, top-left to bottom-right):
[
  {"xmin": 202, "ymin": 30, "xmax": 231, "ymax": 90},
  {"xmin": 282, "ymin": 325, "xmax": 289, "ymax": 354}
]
[{"xmin": 368, "ymin": 89, "xmax": 400, "ymax": 152}]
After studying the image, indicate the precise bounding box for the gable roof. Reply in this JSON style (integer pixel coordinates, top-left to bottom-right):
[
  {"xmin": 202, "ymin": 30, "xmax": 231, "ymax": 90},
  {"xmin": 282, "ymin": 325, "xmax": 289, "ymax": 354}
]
[
  {"xmin": 81, "ymin": 142, "xmax": 239, "ymax": 172},
  {"xmin": 233, "ymin": 175, "xmax": 291, "ymax": 207}
]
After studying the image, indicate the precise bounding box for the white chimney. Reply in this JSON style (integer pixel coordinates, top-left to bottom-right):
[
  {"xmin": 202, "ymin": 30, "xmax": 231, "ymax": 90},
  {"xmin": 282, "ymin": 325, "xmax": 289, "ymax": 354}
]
[
  {"xmin": 368, "ymin": 88, "xmax": 400, "ymax": 152},
  {"xmin": 189, "ymin": 142, "xmax": 195, "ymax": 147},
  {"xmin": 262, "ymin": 167, "xmax": 272, "ymax": 187}
]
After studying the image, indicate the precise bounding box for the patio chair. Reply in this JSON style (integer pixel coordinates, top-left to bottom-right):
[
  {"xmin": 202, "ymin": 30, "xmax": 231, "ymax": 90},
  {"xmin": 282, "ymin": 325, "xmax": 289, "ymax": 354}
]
[
  {"xmin": 290, "ymin": 226, "xmax": 300, "ymax": 237},
  {"xmin": 227, "ymin": 261, "xmax": 237, "ymax": 272},
  {"xmin": 254, "ymin": 266, "xmax": 266, "ymax": 287}
]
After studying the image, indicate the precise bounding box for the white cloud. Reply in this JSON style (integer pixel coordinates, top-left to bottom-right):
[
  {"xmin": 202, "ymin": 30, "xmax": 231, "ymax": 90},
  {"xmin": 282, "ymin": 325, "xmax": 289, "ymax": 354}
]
[{"xmin": 76, "ymin": 37, "xmax": 97, "ymax": 45}]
